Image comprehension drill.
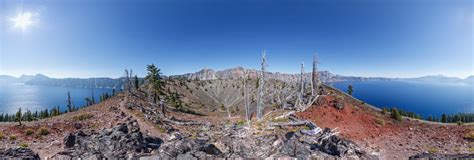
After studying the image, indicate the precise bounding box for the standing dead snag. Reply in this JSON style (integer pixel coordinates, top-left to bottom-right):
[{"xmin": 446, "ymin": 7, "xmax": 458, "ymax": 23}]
[
  {"xmin": 295, "ymin": 54, "xmax": 321, "ymax": 111},
  {"xmin": 124, "ymin": 69, "xmax": 134, "ymax": 93},
  {"xmin": 256, "ymin": 50, "xmax": 267, "ymax": 120},
  {"xmin": 311, "ymin": 54, "xmax": 319, "ymax": 96},
  {"xmin": 242, "ymin": 70, "xmax": 251, "ymax": 126},
  {"xmin": 296, "ymin": 62, "xmax": 306, "ymax": 110}
]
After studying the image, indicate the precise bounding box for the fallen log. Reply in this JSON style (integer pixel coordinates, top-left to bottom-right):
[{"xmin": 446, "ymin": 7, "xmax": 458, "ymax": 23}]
[
  {"xmin": 268, "ymin": 121, "xmax": 307, "ymax": 127},
  {"xmin": 161, "ymin": 119, "xmax": 207, "ymax": 126}
]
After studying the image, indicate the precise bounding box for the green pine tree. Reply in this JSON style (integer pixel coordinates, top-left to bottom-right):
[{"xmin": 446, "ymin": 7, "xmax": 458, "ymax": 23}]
[
  {"xmin": 16, "ymin": 108, "xmax": 22, "ymax": 126},
  {"xmin": 347, "ymin": 84, "xmax": 354, "ymax": 96},
  {"xmin": 145, "ymin": 64, "xmax": 163, "ymax": 104}
]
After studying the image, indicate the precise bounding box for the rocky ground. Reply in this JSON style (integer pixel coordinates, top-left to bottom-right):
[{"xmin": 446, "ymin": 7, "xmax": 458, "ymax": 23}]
[
  {"xmin": 0, "ymin": 92, "xmax": 371, "ymax": 159},
  {"xmin": 0, "ymin": 84, "xmax": 472, "ymax": 159},
  {"xmin": 297, "ymin": 88, "xmax": 474, "ymax": 159}
]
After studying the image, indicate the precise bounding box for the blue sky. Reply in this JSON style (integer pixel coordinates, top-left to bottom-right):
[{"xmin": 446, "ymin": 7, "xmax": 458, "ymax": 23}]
[{"xmin": 1, "ymin": 0, "xmax": 472, "ymax": 78}]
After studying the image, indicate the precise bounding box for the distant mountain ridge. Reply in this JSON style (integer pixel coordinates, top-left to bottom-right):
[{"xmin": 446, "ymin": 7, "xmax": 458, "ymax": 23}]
[
  {"xmin": 1, "ymin": 68, "xmax": 472, "ymax": 88},
  {"xmin": 169, "ymin": 67, "xmax": 390, "ymax": 83},
  {"xmin": 170, "ymin": 67, "xmax": 473, "ymax": 84},
  {"xmin": 0, "ymin": 74, "xmax": 127, "ymax": 89},
  {"xmin": 402, "ymin": 75, "xmax": 474, "ymax": 84}
]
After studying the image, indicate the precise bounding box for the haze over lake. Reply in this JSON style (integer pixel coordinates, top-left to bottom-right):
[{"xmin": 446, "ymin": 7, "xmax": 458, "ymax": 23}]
[
  {"xmin": 0, "ymin": 83, "xmax": 113, "ymax": 114},
  {"xmin": 333, "ymin": 80, "xmax": 474, "ymax": 117}
]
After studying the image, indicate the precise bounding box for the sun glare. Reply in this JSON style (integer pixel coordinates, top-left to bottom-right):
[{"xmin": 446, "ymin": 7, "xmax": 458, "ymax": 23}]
[{"xmin": 10, "ymin": 12, "xmax": 35, "ymax": 31}]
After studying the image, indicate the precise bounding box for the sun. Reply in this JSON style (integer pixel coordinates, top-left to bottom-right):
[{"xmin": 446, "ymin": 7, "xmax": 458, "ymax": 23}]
[{"xmin": 10, "ymin": 12, "xmax": 35, "ymax": 31}]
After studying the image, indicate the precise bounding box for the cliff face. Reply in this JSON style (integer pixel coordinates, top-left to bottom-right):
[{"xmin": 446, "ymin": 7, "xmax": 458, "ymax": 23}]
[
  {"xmin": 170, "ymin": 67, "xmax": 383, "ymax": 83},
  {"xmin": 0, "ymin": 67, "xmax": 395, "ymax": 88}
]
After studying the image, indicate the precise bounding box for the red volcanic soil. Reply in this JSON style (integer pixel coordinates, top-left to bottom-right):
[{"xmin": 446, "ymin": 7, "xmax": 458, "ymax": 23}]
[
  {"xmin": 296, "ymin": 94, "xmax": 473, "ymax": 159},
  {"xmin": 297, "ymin": 95, "xmax": 397, "ymax": 141}
]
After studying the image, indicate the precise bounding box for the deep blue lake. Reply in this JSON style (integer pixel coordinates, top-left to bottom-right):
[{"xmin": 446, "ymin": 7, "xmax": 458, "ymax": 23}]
[
  {"xmin": 333, "ymin": 80, "xmax": 474, "ymax": 117},
  {"xmin": 0, "ymin": 83, "xmax": 114, "ymax": 114}
]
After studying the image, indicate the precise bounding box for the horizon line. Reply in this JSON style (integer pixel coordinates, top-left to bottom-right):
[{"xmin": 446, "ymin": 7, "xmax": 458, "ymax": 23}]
[{"xmin": 1, "ymin": 67, "xmax": 473, "ymax": 80}]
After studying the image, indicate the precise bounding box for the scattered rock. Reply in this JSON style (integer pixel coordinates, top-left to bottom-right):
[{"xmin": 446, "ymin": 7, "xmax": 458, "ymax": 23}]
[
  {"xmin": 52, "ymin": 120, "xmax": 163, "ymax": 159},
  {"xmin": 409, "ymin": 153, "xmax": 474, "ymax": 159},
  {"xmin": 73, "ymin": 123, "xmax": 83, "ymax": 129},
  {"xmin": 0, "ymin": 148, "xmax": 40, "ymax": 160},
  {"xmin": 319, "ymin": 134, "xmax": 361, "ymax": 156}
]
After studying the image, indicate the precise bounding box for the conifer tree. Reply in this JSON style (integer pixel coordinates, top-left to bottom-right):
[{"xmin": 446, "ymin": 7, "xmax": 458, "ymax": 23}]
[
  {"xmin": 145, "ymin": 64, "xmax": 163, "ymax": 104},
  {"xmin": 391, "ymin": 108, "xmax": 402, "ymax": 122},
  {"xmin": 441, "ymin": 114, "xmax": 447, "ymax": 123},
  {"xmin": 67, "ymin": 91, "xmax": 73, "ymax": 112},
  {"xmin": 134, "ymin": 75, "xmax": 140, "ymax": 90},
  {"xmin": 348, "ymin": 84, "xmax": 354, "ymax": 96},
  {"xmin": 16, "ymin": 108, "xmax": 22, "ymax": 126}
]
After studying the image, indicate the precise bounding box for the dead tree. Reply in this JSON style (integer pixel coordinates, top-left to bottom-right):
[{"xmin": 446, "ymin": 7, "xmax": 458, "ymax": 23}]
[
  {"xmin": 311, "ymin": 54, "xmax": 319, "ymax": 96},
  {"xmin": 124, "ymin": 69, "xmax": 134, "ymax": 93},
  {"xmin": 295, "ymin": 62, "xmax": 305, "ymax": 110},
  {"xmin": 256, "ymin": 50, "xmax": 267, "ymax": 120},
  {"xmin": 275, "ymin": 82, "xmax": 297, "ymax": 109},
  {"xmin": 295, "ymin": 54, "xmax": 323, "ymax": 111},
  {"xmin": 242, "ymin": 71, "xmax": 251, "ymax": 125}
]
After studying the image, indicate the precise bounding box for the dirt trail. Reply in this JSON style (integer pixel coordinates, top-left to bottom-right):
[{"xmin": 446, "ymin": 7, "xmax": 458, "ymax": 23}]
[{"xmin": 118, "ymin": 95, "xmax": 168, "ymax": 139}]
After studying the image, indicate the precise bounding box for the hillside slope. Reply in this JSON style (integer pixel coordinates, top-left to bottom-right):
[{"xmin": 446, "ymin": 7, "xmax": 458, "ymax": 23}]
[
  {"xmin": 297, "ymin": 86, "xmax": 473, "ymax": 159},
  {"xmin": 0, "ymin": 79, "xmax": 472, "ymax": 159}
]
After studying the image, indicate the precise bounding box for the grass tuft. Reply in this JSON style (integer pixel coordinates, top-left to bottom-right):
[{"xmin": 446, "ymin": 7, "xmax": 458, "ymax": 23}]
[
  {"xmin": 155, "ymin": 125, "xmax": 167, "ymax": 133},
  {"xmin": 25, "ymin": 129, "xmax": 34, "ymax": 136},
  {"xmin": 465, "ymin": 132, "xmax": 474, "ymax": 140},
  {"xmin": 427, "ymin": 147, "xmax": 439, "ymax": 154},
  {"xmin": 374, "ymin": 118, "xmax": 385, "ymax": 126},
  {"xmin": 19, "ymin": 143, "xmax": 28, "ymax": 148},
  {"xmin": 73, "ymin": 114, "xmax": 93, "ymax": 121},
  {"xmin": 9, "ymin": 135, "xmax": 17, "ymax": 141},
  {"xmin": 236, "ymin": 120, "xmax": 245, "ymax": 127},
  {"xmin": 38, "ymin": 127, "xmax": 49, "ymax": 136}
]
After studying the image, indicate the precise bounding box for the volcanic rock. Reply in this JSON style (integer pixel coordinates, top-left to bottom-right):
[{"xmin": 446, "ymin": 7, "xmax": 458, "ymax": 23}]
[
  {"xmin": 52, "ymin": 120, "xmax": 163, "ymax": 159},
  {"xmin": 0, "ymin": 148, "xmax": 40, "ymax": 160}
]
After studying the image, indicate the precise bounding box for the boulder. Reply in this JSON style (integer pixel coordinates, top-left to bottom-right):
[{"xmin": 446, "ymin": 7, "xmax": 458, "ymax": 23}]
[
  {"xmin": 53, "ymin": 120, "xmax": 163, "ymax": 159},
  {"xmin": 409, "ymin": 153, "xmax": 474, "ymax": 160},
  {"xmin": 0, "ymin": 148, "xmax": 40, "ymax": 160}
]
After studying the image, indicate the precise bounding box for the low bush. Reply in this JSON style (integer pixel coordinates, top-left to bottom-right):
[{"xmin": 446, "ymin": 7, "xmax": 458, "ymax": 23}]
[
  {"xmin": 9, "ymin": 135, "xmax": 17, "ymax": 141},
  {"xmin": 374, "ymin": 118, "xmax": 385, "ymax": 126},
  {"xmin": 0, "ymin": 132, "xmax": 4, "ymax": 139},
  {"xmin": 427, "ymin": 147, "xmax": 439, "ymax": 154},
  {"xmin": 465, "ymin": 132, "xmax": 474, "ymax": 140},
  {"xmin": 19, "ymin": 143, "xmax": 28, "ymax": 148},
  {"xmin": 73, "ymin": 114, "xmax": 93, "ymax": 121},
  {"xmin": 391, "ymin": 108, "xmax": 403, "ymax": 122},
  {"xmin": 25, "ymin": 129, "xmax": 34, "ymax": 136},
  {"xmin": 236, "ymin": 120, "xmax": 245, "ymax": 127},
  {"xmin": 382, "ymin": 108, "xmax": 388, "ymax": 115},
  {"xmin": 38, "ymin": 128, "xmax": 49, "ymax": 136},
  {"xmin": 155, "ymin": 125, "xmax": 167, "ymax": 133}
]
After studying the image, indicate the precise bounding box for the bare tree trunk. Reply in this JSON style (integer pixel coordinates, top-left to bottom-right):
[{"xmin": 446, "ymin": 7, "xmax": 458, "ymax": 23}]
[
  {"xmin": 256, "ymin": 50, "xmax": 267, "ymax": 120},
  {"xmin": 312, "ymin": 54, "xmax": 319, "ymax": 96},
  {"xmin": 159, "ymin": 100, "xmax": 166, "ymax": 117},
  {"xmin": 242, "ymin": 71, "xmax": 250, "ymax": 126},
  {"xmin": 297, "ymin": 62, "xmax": 305, "ymax": 110}
]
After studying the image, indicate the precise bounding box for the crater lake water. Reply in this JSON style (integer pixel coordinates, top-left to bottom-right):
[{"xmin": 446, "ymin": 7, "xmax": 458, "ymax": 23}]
[
  {"xmin": 1, "ymin": 81, "xmax": 472, "ymax": 117},
  {"xmin": 0, "ymin": 83, "xmax": 114, "ymax": 114},
  {"xmin": 333, "ymin": 80, "xmax": 474, "ymax": 117}
]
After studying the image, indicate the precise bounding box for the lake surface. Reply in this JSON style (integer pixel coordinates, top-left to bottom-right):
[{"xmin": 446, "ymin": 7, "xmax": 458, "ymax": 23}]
[
  {"xmin": 333, "ymin": 80, "xmax": 474, "ymax": 117},
  {"xmin": 0, "ymin": 83, "xmax": 114, "ymax": 114}
]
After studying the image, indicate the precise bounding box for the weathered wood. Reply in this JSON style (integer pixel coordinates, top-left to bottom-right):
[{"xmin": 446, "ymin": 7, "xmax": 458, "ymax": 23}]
[
  {"xmin": 162, "ymin": 119, "xmax": 206, "ymax": 126},
  {"xmin": 256, "ymin": 50, "xmax": 267, "ymax": 120},
  {"xmin": 269, "ymin": 121, "xmax": 307, "ymax": 127}
]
